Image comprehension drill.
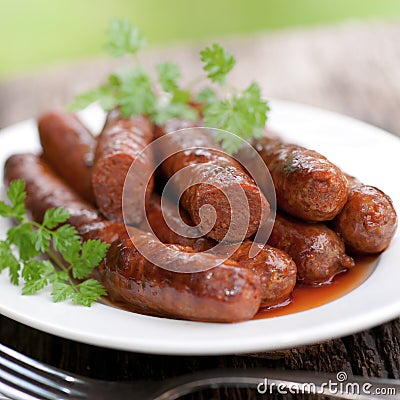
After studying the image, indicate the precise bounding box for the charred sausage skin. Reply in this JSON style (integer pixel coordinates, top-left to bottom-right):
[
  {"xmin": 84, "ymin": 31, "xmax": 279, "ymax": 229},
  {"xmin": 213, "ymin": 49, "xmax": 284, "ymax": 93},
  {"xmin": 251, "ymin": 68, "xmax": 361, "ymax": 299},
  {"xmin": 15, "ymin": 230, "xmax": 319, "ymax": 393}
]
[
  {"xmin": 144, "ymin": 194, "xmax": 296, "ymax": 307},
  {"xmin": 92, "ymin": 109, "xmax": 154, "ymax": 225},
  {"xmin": 253, "ymin": 137, "xmax": 348, "ymax": 222},
  {"xmin": 156, "ymin": 119, "xmax": 270, "ymax": 243},
  {"xmin": 265, "ymin": 213, "xmax": 354, "ymax": 284},
  {"xmin": 38, "ymin": 111, "xmax": 96, "ymax": 204},
  {"xmin": 4, "ymin": 153, "xmax": 262, "ymax": 322},
  {"xmin": 333, "ymin": 175, "xmax": 397, "ymax": 255}
]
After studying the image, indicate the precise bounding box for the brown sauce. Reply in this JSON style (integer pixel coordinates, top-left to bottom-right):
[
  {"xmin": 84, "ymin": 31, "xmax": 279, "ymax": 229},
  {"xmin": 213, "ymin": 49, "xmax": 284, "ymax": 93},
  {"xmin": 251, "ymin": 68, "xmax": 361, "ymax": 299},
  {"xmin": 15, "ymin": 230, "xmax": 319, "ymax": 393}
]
[
  {"xmin": 99, "ymin": 256, "xmax": 379, "ymax": 321},
  {"xmin": 255, "ymin": 255, "xmax": 379, "ymax": 319}
]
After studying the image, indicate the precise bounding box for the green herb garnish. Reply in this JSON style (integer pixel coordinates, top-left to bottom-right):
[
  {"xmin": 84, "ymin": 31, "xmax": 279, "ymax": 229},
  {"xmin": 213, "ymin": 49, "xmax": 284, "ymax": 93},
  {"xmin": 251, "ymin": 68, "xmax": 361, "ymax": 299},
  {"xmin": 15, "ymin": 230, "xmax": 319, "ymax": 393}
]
[
  {"xmin": 69, "ymin": 19, "xmax": 270, "ymax": 154},
  {"xmin": 200, "ymin": 43, "xmax": 235, "ymax": 85},
  {"xmin": 0, "ymin": 180, "xmax": 109, "ymax": 306}
]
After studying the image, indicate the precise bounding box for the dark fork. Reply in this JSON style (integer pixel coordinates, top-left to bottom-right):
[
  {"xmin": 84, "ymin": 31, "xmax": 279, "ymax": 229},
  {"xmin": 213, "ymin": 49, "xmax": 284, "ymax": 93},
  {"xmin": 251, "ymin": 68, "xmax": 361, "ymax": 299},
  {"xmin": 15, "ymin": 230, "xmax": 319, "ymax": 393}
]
[{"xmin": 1, "ymin": 343, "xmax": 400, "ymax": 400}]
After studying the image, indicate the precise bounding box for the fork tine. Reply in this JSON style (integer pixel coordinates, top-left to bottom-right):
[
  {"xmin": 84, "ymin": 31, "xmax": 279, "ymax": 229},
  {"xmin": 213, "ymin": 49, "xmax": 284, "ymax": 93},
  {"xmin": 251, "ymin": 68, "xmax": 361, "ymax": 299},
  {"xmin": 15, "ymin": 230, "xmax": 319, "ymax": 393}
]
[
  {"xmin": 0, "ymin": 345, "xmax": 87, "ymax": 400},
  {"xmin": 0, "ymin": 368, "xmax": 63, "ymax": 400},
  {"xmin": 0, "ymin": 344, "xmax": 82, "ymax": 382},
  {"xmin": 0, "ymin": 355, "xmax": 85, "ymax": 398},
  {"xmin": 0, "ymin": 381, "xmax": 40, "ymax": 400}
]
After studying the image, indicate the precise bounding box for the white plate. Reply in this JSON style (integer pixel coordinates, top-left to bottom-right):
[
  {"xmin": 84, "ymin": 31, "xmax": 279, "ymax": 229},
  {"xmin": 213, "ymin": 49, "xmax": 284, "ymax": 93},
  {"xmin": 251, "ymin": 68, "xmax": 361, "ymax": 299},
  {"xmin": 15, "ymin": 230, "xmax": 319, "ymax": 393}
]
[{"xmin": 0, "ymin": 100, "xmax": 399, "ymax": 355}]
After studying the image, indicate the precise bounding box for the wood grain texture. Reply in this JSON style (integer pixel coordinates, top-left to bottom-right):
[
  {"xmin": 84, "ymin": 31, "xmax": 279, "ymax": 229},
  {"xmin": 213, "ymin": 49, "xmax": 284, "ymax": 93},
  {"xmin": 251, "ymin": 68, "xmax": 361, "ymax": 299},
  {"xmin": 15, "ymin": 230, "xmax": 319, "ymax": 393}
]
[{"xmin": 1, "ymin": 21, "xmax": 400, "ymax": 400}]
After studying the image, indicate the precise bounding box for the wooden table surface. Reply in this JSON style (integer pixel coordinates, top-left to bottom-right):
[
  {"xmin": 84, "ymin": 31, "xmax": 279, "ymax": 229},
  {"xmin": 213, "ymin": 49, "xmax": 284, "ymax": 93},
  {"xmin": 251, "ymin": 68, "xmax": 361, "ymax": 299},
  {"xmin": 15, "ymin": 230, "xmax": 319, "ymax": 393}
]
[{"xmin": 1, "ymin": 21, "xmax": 399, "ymax": 399}]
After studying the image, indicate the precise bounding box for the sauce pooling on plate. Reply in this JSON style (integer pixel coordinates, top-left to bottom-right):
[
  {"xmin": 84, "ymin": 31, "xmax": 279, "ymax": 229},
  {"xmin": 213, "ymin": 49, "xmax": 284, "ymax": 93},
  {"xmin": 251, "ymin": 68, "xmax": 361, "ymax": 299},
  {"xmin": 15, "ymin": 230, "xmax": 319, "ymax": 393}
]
[{"xmin": 255, "ymin": 256, "xmax": 378, "ymax": 319}]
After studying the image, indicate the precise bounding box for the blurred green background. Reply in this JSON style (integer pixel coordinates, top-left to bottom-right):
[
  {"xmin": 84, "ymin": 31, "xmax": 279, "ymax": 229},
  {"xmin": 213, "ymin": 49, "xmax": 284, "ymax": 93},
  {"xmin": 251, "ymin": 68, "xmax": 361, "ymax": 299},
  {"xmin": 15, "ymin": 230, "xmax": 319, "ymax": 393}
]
[{"xmin": 2, "ymin": 0, "xmax": 400, "ymax": 79}]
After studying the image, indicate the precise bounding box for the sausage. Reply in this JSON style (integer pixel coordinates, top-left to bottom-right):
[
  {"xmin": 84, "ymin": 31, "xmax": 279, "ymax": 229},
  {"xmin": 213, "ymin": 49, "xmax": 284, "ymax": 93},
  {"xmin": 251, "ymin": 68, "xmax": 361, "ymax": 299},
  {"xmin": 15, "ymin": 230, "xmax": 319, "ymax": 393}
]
[
  {"xmin": 253, "ymin": 137, "xmax": 349, "ymax": 222},
  {"xmin": 212, "ymin": 241, "xmax": 297, "ymax": 308},
  {"xmin": 156, "ymin": 119, "xmax": 270, "ymax": 242},
  {"xmin": 92, "ymin": 109, "xmax": 154, "ymax": 224},
  {"xmin": 143, "ymin": 193, "xmax": 296, "ymax": 307},
  {"xmin": 5, "ymin": 154, "xmax": 101, "ymax": 230},
  {"xmin": 265, "ymin": 212, "xmax": 355, "ymax": 284},
  {"xmin": 143, "ymin": 193, "xmax": 214, "ymax": 251},
  {"xmin": 332, "ymin": 175, "xmax": 397, "ymax": 254},
  {"xmin": 92, "ymin": 235, "xmax": 261, "ymax": 321},
  {"xmin": 4, "ymin": 154, "xmax": 262, "ymax": 322},
  {"xmin": 38, "ymin": 111, "xmax": 96, "ymax": 204},
  {"xmin": 36, "ymin": 116, "xmax": 290, "ymax": 306}
]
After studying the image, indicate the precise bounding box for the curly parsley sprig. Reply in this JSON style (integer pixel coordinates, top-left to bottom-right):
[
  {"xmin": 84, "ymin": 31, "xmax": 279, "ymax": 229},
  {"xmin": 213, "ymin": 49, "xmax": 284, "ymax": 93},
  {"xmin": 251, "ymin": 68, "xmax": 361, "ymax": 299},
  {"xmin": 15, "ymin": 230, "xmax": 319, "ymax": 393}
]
[
  {"xmin": 0, "ymin": 180, "xmax": 109, "ymax": 306},
  {"xmin": 69, "ymin": 19, "xmax": 196, "ymax": 126},
  {"xmin": 69, "ymin": 19, "xmax": 270, "ymax": 154}
]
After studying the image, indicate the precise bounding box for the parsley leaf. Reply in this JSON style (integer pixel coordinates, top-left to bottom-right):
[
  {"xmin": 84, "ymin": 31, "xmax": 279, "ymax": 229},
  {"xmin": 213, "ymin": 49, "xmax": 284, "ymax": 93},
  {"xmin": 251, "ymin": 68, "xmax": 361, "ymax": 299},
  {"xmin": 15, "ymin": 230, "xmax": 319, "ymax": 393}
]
[
  {"xmin": 69, "ymin": 20, "xmax": 270, "ymax": 155},
  {"xmin": 200, "ymin": 44, "xmax": 236, "ymax": 85},
  {"xmin": 196, "ymin": 87, "xmax": 218, "ymax": 104},
  {"xmin": 115, "ymin": 67, "xmax": 157, "ymax": 117},
  {"xmin": 0, "ymin": 181, "xmax": 109, "ymax": 306},
  {"xmin": 43, "ymin": 208, "xmax": 70, "ymax": 229},
  {"xmin": 105, "ymin": 19, "xmax": 146, "ymax": 57},
  {"xmin": 68, "ymin": 84, "xmax": 117, "ymax": 112},
  {"xmin": 7, "ymin": 223, "xmax": 38, "ymax": 261},
  {"xmin": 32, "ymin": 227, "xmax": 51, "ymax": 252},
  {"xmin": 7, "ymin": 179, "xmax": 26, "ymax": 208},
  {"xmin": 2, "ymin": 180, "xmax": 26, "ymax": 222},
  {"xmin": 21, "ymin": 260, "xmax": 51, "ymax": 295},
  {"xmin": 71, "ymin": 240, "xmax": 110, "ymax": 280},
  {"xmin": 157, "ymin": 62, "xmax": 181, "ymax": 93},
  {"xmin": 0, "ymin": 241, "xmax": 20, "ymax": 285},
  {"xmin": 203, "ymin": 82, "xmax": 269, "ymax": 153},
  {"xmin": 154, "ymin": 102, "xmax": 198, "ymax": 125},
  {"xmin": 72, "ymin": 279, "xmax": 107, "ymax": 307},
  {"xmin": 52, "ymin": 225, "xmax": 80, "ymax": 254},
  {"xmin": 0, "ymin": 201, "xmax": 13, "ymax": 218},
  {"xmin": 51, "ymin": 281, "xmax": 75, "ymax": 302}
]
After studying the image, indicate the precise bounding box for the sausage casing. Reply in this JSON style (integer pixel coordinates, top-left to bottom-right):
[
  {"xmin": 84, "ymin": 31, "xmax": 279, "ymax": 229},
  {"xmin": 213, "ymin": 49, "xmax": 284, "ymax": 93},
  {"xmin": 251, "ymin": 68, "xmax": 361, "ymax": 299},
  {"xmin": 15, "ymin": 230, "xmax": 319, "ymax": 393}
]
[
  {"xmin": 333, "ymin": 177, "xmax": 397, "ymax": 254},
  {"xmin": 156, "ymin": 119, "xmax": 270, "ymax": 242},
  {"xmin": 143, "ymin": 193, "xmax": 296, "ymax": 307},
  {"xmin": 92, "ymin": 110, "xmax": 154, "ymax": 224},
  {"xmin": 265, "ymin": 212, "xmax": 355, "ymax": 284},
  {"xmin": 4, "ymin": 153, "xmax": 262, "ymax": 322},
  {"xmin": 254, "ymin": 137, "xmax": 348, "ymax": 222},
  {"xmin": 38, "ymin": 111, "xmax": 96, "ymax": 204}
]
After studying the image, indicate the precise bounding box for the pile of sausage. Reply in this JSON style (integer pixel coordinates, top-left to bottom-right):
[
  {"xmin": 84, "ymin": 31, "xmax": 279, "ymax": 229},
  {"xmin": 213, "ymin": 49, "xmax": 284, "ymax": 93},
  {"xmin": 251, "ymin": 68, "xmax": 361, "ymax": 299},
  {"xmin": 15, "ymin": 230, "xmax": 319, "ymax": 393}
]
[{"xmin": 3, "ymin": 110, "xmax": 397, "ymax": 323}]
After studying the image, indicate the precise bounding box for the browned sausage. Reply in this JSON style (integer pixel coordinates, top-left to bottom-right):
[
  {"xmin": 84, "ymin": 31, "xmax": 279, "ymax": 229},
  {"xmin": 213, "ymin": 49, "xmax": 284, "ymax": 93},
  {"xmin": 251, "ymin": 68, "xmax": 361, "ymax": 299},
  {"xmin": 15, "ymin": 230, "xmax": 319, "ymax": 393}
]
[
  {"xmin": 38, "ymin": 111, "xmax": 96, "ymax": 204},
  {"xmin": 253, "ymin": 137, "xmax": 349, "ymax": 222},
  {"xmin": 156, "ymin": 119, "xmax": 270, "ymax": 242},
  {"xmin": 36, "ymin": 116, "xmax": 290, "ymax": 306},
  {"xmin": 4, "ymin": 154, "xmax": 262, "ymax": 322},
  {"xmin": 264, "ymin": 212, "xmax": 355, "ymax": 284},
  {"xmin": 143, "ymin": 193, "xmax": 296, "ymax": 307},
  {"xmin": 212, "ymin": 241, "xmax": 297, "ymax": 308},
  {"xmin": 92, "ymin": 109, "xmax": 154, "ymax": 224},
  {"xmin": 143, "ymin": 193, "xmax": 214, "ymax": 251},
  {"xmin": 332, "ymin": 175, "xmax": 397, "ymax": 254}
]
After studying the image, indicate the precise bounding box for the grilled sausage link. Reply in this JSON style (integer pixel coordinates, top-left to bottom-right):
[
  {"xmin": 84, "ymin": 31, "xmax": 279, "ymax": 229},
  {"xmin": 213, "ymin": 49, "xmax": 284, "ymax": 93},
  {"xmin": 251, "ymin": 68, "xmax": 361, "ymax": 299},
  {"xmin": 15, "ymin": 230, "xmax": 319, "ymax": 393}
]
[
  {"xmin": 156, "ymin": 119, "xmax": 270, "ymax": 242},
  {"xmin": 38, "ymin": 111, "xmax": 96, "ymax": 204},
  {"xmin": 35, "ymin": 115, "xmax": 294, "ymax": 308},
  {"xmin": 143, "ymin": 193, "xmax": 214, "ymax": 251},
  {"xmin": 4, "ymin": 154, "xmax": 262, "ymax": 322},
  {"xmin": 253, "ymin": 137, "xmax": 349, "ymax": 222},
  {"xmin": 92, "ymin": 109, "xmax": 154, "ymax": 224},
  {"xmin": 143, "ymin": 194, "xmax": 296, "ymax": 307},
  {"xmin": 332, "ymin": 175, "xmax": 397, "ymax": 255},
  {"xmin": 265, "ymin": 213, "xmax": 355, "ymax": 284},
  {"xmin": 212, "ymin": 241, "xmax": 297, "ymax": 308}
]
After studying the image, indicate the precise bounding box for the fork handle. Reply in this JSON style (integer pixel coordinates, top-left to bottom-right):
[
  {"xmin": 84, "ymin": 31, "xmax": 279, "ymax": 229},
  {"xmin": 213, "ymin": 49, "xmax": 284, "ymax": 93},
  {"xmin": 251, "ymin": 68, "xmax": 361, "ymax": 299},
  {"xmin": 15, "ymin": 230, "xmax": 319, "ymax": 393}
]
[{"xmin": 152, "ymin": 369, "xmax": 400, "ymax": 400}]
